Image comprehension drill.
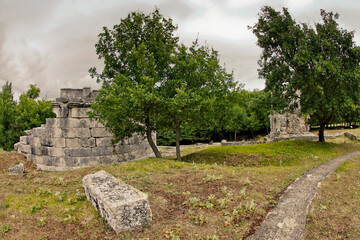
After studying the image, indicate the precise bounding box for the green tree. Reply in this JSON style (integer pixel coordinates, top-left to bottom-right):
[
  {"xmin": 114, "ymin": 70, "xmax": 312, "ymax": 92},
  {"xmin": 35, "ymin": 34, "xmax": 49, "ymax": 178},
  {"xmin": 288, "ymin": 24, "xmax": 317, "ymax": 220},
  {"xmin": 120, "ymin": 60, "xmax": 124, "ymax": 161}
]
[
  {"xmin": 0, "ymin": 82, "xmax": 17, "ymax": 150},
  {"xmin": 251, "ymin": 6, "xmax": 360, "ymax": 142},
  {"xmin": 89, "ymin": 9, "xmax": 179, "ymax": 158},
  {"xmin": 0, "ymin": 83, "xmax": 54, "ymax": 150},
  {"xmin": 160, "ymin": 41, "xmax": 237, "ymax": 160},
  {"xmin": 16, "ymin": 85, "xmax": 54, "ymax": 134}
]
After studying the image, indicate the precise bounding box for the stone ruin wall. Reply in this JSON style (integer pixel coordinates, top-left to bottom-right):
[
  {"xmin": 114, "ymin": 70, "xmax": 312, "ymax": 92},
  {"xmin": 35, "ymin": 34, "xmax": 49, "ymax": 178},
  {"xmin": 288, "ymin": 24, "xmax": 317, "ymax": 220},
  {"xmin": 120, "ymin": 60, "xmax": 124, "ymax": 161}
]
[
  {"xmin": 268, "ymin": 112, "xmax": 312, "ymax": 140},
  {"xmin": 14, "ymin": 87, "xmax": 154, "ymax": 171}
]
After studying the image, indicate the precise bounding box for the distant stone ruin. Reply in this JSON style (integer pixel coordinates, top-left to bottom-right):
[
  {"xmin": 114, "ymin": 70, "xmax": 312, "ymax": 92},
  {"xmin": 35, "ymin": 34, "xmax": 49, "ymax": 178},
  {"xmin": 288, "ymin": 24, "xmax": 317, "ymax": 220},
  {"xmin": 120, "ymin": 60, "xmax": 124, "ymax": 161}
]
[
  {"xmin": 14, "ymin": 87, "xmax": 154, "ymax": 171},
  {"xmin": 268, "ymin": 112, "xmax": 314, "ymax": 140}
]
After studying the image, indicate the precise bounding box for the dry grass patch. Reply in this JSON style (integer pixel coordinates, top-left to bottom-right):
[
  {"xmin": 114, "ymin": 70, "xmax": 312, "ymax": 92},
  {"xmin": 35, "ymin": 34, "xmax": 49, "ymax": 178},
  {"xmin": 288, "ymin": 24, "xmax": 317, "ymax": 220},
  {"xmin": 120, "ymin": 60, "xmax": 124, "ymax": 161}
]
[{"xmin": 303, "ymin": 156, "xmax": 360, "ymax": 240}]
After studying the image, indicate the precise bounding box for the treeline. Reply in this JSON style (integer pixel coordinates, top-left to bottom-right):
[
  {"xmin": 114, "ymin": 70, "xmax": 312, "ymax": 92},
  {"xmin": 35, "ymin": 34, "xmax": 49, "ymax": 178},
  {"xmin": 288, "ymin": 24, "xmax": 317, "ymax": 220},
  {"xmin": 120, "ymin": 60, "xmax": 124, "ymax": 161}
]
[
  {"xmin": 157, "ymin": 89, "xmax": 271, "ymax": 146},
  {"xmin": 0, "ymin": 82, "xmax": 55, "ymax": 150}
]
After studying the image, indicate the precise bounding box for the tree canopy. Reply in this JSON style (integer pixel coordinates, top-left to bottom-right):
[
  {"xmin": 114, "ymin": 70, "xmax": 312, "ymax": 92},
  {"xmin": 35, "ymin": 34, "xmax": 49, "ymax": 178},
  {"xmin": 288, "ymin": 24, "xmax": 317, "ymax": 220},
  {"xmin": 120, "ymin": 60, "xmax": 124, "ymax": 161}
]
[
  {"xmin": 90, "ymin": 9, "xmax": 238, "ymax": 159},
  {"xmin": 0, "ymin": 83, "xmax": 54, "ymax": 150},
  {"xmin": 251, "ymin": 6, "xmax": 360, "ymax": 142},
  {"xmin": 89, "ymin": 9, "xmax": 179, "ymax": 158}
]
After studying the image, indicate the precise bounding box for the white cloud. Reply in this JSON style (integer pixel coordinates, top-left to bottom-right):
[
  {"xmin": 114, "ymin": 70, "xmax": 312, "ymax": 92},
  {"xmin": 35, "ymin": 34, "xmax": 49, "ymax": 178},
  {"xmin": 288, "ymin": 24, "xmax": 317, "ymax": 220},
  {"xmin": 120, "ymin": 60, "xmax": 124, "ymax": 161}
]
[
  {"xmin": 181, "ymin": 7, "xmax": 255, "ymax": 41},
  {"xmin": 227, "ymin": 0, "xmax": 262, "ymax": 9},
  {"xmin": 285, "ymin": 0, "xmax": 314, "ymax": 10}
]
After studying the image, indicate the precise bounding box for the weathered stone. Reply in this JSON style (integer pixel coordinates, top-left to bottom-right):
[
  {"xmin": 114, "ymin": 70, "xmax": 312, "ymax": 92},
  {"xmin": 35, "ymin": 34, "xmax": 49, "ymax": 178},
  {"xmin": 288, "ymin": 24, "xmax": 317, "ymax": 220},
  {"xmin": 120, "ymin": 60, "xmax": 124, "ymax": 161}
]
[
  {"xmin": 92, "ymin": 147, "xmax": 115, "ymax": 156},
  {"xmin": 13, "ymin": 87, "xmax": 155, "ymax": 171},
  {"xmin": 46, "ymin": 128, "xmax": 63, "ymax": 138},
  {"xmin": 32, "ymin": 127, "xmax": 46, "ymax": 137},
  {"xmin": 344, "ymin": 132, "xmax": 358, "ymax": 141},
  {"xmin": 9, "ymin": 163, "xmax": 25, "ymax": 174},
  {"xmin": 70, "ymin": 107, "xmax": 91, "ymax": 118},
  {"xmin": 47, "ymin": 147, "xmax": 65, "ymax": 157},
  {"xmin": 20, "ymin": 136, "xmax": 28, "ymax": 144},
  {"xmin": 96, "ymin": 137, "xmax": 113, "ymax": 147},
  {"xmin": 268, "ymin": 112, "xmax": 314, "ymax": 140},
  {"xmin": 91, "ymin": 128, "xmax": 113, "ymax": 138},
  {"xmin": 62, "ymin": 128, "xmax": 91, "ymax": 138},
  {"xmin": 20, "ymin": 145, "xmax": 31, "ymax": 154},
  {"xmin": 24, "ymin": 130, "xmax": 32, "ymax": 136},
  {"xmin": 40, "ymin": 137, "xmax": 65, "ymax": 148},
  {"xmin": 82, "ymin": 170, "xmax": 152, "ymax": 232},
  {"xmin": 42, "ymin": 156, "xmax": 62, "ymax": 166},
  {"xmin": 14, "ymin": 143, "xmax": 20, "ymax": 151}
]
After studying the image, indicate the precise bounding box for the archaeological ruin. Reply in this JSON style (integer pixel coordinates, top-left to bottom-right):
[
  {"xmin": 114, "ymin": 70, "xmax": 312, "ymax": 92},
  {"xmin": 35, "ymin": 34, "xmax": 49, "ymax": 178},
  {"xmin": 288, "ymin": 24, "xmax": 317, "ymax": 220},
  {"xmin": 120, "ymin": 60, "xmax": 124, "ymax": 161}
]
[
  {"xmin": 268, "ymin": 112, "xmax": 315, "ymax": 140},
  {"xmin": 14, "ymin": 87, "xmax": 154, "ymax": 171}
]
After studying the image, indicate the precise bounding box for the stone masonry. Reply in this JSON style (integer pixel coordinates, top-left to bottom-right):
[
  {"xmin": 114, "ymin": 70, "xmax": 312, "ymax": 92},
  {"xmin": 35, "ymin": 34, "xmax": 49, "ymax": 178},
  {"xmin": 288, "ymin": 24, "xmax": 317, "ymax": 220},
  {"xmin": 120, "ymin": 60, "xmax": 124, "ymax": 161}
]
[
  {"xmin": 83, "ymin": 170, "xmax": 152, "ymax": 232},
  {"xmin": 14, "ymin": 87, "xmax": 154, "ymax": 171},
  {"xmin": 268, "ymin": 112, "xmax": 314, "ymax": 140}
]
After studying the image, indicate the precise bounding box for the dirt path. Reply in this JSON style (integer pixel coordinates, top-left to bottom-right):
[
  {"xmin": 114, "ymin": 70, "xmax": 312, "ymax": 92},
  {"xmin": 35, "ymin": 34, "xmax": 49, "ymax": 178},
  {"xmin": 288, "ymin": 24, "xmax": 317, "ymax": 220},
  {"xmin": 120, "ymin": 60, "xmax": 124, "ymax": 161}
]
[{"xmin": 248, "ymin": 151, "xmax": 360, "ymax": 240}]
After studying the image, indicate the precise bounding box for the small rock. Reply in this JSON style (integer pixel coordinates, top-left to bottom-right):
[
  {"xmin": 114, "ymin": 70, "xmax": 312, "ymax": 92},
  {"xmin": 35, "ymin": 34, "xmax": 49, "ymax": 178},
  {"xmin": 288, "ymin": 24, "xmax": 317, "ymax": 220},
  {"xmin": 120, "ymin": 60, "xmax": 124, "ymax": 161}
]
[
  {"xmin": 221, "ymin": 139, "xmax": 227, "ymax": 143},
  {"xmin": 9, "ymin": 163, "xmax": 25, "ymax": 174}
]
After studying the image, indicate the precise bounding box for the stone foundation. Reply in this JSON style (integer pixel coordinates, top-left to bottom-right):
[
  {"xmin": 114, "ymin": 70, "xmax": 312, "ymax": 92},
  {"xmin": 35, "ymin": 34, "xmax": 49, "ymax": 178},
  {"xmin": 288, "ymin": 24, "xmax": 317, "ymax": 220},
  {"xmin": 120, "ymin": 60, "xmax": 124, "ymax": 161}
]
[{"xmin": 14, "ymin": 87, "xmax": 154, "ymax": 171}]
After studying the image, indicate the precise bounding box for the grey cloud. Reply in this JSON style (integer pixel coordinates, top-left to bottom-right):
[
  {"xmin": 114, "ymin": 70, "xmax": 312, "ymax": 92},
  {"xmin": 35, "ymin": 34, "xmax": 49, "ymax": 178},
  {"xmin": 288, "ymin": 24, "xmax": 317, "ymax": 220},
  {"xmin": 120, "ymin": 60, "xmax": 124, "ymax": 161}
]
[{"xmin": 158, "ymin": 0, "xmax": 195, "ymax": 19}]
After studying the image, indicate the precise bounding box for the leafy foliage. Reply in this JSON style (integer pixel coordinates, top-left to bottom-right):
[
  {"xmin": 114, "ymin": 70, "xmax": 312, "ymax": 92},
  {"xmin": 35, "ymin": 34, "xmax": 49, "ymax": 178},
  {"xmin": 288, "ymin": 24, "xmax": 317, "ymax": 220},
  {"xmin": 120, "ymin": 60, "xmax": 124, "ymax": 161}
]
[
  {"xmin": 0, "ymin": 82, "xmax": 17, "ymax": 150},
  {"xmin": 0, "ymin": 83, "xmax": 54, "ymax": 150},
  {"xmin": 89, "ymin": 9, "xmax": 179, "ymax": 158},
  {"xmin": 90, "ymin": 9, "xmax": 238, "ymax": 159},
  {"xmin": 251, "ymin": 6, "xmax": 360, "ymax": 141}
]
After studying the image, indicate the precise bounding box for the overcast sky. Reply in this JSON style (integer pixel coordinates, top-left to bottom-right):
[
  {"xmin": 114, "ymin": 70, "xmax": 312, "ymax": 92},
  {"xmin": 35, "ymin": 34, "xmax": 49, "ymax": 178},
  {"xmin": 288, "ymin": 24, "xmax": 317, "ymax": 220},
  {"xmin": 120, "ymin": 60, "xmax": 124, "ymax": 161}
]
[{"xmin": 1, "ymin": 0, "xmax": 360, "ymax": 99}]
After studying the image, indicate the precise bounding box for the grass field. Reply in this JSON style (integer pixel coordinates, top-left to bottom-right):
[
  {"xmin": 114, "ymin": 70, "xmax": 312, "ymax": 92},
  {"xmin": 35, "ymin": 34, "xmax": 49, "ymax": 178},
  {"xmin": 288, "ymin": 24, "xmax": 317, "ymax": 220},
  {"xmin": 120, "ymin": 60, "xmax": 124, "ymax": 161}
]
[
  {"xmin": 1, "ymin": 137, "xmax": 360, "ymax": 239},
  {"xmin": 303, "ymin": 155, "xmax": 360, "ymax": 239}
]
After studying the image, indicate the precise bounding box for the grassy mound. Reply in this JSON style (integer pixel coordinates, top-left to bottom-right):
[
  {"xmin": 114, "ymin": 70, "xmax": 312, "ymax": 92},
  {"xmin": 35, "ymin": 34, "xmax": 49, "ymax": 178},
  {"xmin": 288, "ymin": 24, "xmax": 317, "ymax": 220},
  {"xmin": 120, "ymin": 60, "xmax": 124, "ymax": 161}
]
[{"xmin": 182, "ymin": 140, "xmax": 351, "ymax": 167}]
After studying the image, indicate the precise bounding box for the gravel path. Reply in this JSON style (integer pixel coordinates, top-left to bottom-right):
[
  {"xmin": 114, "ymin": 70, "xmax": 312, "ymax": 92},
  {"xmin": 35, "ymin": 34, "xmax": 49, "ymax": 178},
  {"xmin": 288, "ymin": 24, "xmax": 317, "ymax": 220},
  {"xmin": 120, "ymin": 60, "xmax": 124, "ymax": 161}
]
[{"xmin": 248, "ymin": 151, "xmax": 360, "ymax": 240}]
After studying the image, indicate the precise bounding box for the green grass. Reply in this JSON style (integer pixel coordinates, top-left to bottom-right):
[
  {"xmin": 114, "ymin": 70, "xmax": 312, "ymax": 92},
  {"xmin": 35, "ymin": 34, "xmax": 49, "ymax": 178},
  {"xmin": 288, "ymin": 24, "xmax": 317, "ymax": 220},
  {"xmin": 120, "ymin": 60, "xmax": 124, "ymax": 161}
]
[
  {"xmin": 304, "ymin": 155, "xmax": 360, "ymax": 239},
  {"xmin": 1, "ymin": 139, "xmax": 359, "ymax": 239},
  {"xmin": 182, "ymin": 140, "xmax": 351, "ymax": 167}
]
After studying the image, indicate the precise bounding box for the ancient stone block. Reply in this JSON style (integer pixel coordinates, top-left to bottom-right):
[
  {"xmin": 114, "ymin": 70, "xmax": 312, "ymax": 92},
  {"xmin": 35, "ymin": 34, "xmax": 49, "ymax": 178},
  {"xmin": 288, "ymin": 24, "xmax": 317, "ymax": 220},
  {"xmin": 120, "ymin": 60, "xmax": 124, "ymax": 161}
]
[
  {"xmin": 46, "ymin": 128, "xmax": 63, "ymax": 138},
  {"xmin": 70, "ymin": 107, "xmax": 91, "ymax": 118},
  {"xmin": 41, "ymin": 137, "xmax": 65, "ymax": 148},
  {"xmin": 92, "ymin": 147, "xmax": 115, "ymax": 156},
  {"xmin": 65, "ymin": 148, "xmax": 93, "ymax": 157},
  {"xmin": 20, "ymin": 136, "xmax": 28, "ymax": 144},
  {"xmin": 9, "ymin": 163, "xmax": 25, "ymax": 174},
  {"xmin": 48, "ymin": 147, "xmax": 65, "ymax": 157},
  {"xmin": 24, "ymin": 130, "xmax": 32, "ymax": 136},
  {"xmin": 96, "ymin": 137, "xmax": 113, "ymax": 147},
  {"xmin": 62, "ymin": 128, "xmax": 90, "ymax": 138},
  {"xmin": 65, "ymin": 138, "xmax": 82, "ymax": 148},
  {"xmin": 14, "ymin": 142, "xmax": 20, "ymax": 151},
  {"xmin": 32, "ymin": 127, "xmax": 46, "ymax": 137},
  {"xmin": 91, "ymin": 128, "xmax": 113, "ymax": 138},
  {"xmin": 42, "ymin": 156, "xmax": 62, "ymax": 167},
  {"xmin": 344, "ymin": 132, "xmax": 358, "ymax": 141},
  {"xmin": 20, "ymin": 145, "xmax": 31, "ymax": 154},
  {"xmin": 82, "ymin": 170, "xmax": 152, "ymax": 232}
]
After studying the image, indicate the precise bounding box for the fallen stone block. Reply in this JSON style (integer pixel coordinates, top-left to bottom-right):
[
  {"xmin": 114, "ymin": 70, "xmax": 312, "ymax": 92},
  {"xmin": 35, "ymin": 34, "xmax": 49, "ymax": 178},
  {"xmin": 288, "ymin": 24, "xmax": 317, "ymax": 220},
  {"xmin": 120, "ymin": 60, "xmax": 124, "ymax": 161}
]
[
  {"xmin": 9, "ymin": 163, "xmax": 25, "ymax": 174},
  {"xmin": 344, "ymin": 132, "xmax": 358, "ymax": 141},
  {"xmin": 82, "ymin": 170, "xmax": 152, "ymax": 232}
]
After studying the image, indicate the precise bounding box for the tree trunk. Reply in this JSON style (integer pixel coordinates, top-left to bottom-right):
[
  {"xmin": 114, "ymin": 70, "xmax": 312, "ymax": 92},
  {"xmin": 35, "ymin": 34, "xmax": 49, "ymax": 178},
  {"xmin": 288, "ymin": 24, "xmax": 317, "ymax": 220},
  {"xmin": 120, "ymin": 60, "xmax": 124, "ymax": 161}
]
[
  {"xmin": 145, "ymin": 117, "xmax": 162, "ymax": 158},
  {"xmin": 234, "ymin": 129, "xmax": 237, "ymax": 142},
  {"xmin": 175, "ymin": 118, "xmax": 181, "ymax": 161},
  {"xmin": 318, "ymin": 122, "xmax": 326, "ymax": 142}
]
